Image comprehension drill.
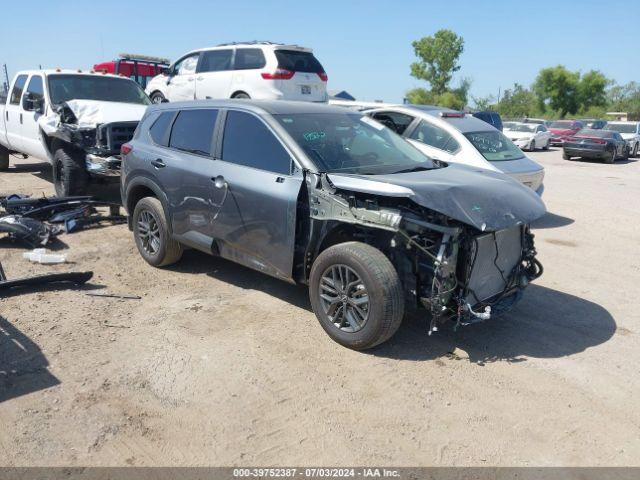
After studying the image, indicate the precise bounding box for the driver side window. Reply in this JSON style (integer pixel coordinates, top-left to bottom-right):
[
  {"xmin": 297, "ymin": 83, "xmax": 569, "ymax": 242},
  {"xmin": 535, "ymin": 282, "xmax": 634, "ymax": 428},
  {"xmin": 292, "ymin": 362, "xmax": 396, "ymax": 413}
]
[
  {"xmin": 174, "ymin": 54, "xmax": 199, "ymax": 76},
  {"xmin": 409, "ymin": 120, "xmax": 460, "ymax": 153},
  {"xmin": 370, "ymin": 111, "xmax": 415, "ymax": 135}
]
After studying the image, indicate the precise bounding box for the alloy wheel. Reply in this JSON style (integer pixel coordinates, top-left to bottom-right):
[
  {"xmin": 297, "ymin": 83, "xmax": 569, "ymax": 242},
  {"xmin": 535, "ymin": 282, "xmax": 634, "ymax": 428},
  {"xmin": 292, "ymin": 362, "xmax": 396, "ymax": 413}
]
[
  {"xmin": 137, "ymin": 209, "xmax": 161, "ymax": 255},
  {"xmin": 318, "ymin": 264, "xmax": 370, "ymax": 333}
]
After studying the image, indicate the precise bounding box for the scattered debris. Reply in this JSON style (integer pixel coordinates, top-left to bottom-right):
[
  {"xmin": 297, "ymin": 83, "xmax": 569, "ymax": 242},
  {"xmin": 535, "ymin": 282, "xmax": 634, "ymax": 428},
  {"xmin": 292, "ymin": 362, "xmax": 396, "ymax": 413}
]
[
  {"xmin": 22, "ymin": 248, "xmax": 67, "ymax": 264},
  {"xmin": 0, "ymin": 261, "xmax": 92, "ymax": 293},
  {"xmin": 0, "ymin": 215, "xmax": 58, "ymax": 247},
  {"xmin": 86, "ymin": 292, "xmax": 141, "ymax": 300}
]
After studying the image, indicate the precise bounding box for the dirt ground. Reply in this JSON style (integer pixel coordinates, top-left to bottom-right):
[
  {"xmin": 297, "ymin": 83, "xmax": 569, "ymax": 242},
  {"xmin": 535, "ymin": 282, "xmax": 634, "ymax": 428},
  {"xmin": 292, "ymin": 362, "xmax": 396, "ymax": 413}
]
[{"xmin": 0, "ymin": 149, "xmax": 638, "ymax": 467}]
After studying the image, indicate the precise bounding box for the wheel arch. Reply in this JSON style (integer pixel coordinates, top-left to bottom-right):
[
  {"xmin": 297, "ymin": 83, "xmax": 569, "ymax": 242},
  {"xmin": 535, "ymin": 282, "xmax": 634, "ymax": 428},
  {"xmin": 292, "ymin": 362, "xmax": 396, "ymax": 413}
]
[
  {"xmin": 124, "ymin": 177, "xmax": 172, "ymax": 233},
  {"xmin": 231, "ymin": 90, "xmax": 250, "ymax": 99}
]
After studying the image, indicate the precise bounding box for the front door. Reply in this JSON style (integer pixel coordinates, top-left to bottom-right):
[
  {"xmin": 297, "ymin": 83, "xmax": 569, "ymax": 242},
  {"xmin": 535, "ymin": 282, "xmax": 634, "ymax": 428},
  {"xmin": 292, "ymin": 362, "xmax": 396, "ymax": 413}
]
[
  {"xmin": 166, "ymin": 53, "xmax": 199, "ymax": 101},
  {"xmin": 4, "ymin": 74, "xmax": 28, "ymax": 151},
  {"xmin": 195, "ymin": 49, "xmax": 233, "ymax": 99},
  {"xmin": 20, "ymin": 74, "xmax": 48, "ymax": 159},
  {"xmin": 208, "ymin": 110, "xmax": 302, "ymax": 281}
]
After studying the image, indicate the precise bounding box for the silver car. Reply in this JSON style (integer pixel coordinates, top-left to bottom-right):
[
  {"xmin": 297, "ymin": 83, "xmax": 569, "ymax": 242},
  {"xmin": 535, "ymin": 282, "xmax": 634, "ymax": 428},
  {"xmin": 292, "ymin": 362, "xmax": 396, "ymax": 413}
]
[
  {"xmin": 365, "ymin": 105, "xmax": 546, "ymax": 195},
  {"xmin": 121, "ymin": 100, "xmax": 545, "ymax": 350}
]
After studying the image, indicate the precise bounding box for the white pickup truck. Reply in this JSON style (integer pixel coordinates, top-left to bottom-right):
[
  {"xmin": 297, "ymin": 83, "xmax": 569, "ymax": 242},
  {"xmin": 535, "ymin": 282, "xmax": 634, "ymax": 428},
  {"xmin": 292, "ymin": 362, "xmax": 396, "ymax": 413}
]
[{"xmin": 0, "ymin": 69, "xmax": 150, "ymax": 196}]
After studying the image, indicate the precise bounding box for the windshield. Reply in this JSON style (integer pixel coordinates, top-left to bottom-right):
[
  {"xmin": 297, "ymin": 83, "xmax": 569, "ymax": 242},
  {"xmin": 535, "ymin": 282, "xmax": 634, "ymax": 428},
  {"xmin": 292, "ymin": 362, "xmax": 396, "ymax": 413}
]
[
  {"xmin": 48, "ymin": 74, "xmax": 151, "ymax": 105},
  {"xmin": 606, "ymin": 123, "xmax": 637, "ymax": 134},
  {"xmin": 464, "ymin": 131, "xmax": 524, "ymax": 162},
  {"xmin": 275, "ymin": 113, "xmax": 436, "ymax": 174},
  {"xmin": 549, "ymin": 121, "xmax": 574, "ymax": 129},
  {"xmin": 511, "ymin": 124, "xmax": 536, "ymax": 133},
  {"xmin": 576, "ymin": 129, "xmax": 613, "ymax": 138}
]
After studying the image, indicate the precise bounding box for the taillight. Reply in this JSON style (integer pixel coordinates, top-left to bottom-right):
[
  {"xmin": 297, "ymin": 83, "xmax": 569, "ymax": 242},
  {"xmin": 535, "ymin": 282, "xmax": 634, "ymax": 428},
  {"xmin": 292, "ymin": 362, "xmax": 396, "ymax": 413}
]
[
  {"xmin": 121, "ymin": 143, "xmax": 133, "ymax": 155},
  {"xmin": 261, "ymin": 68, "xmax": 295, "ymax": 80},
  {"xmin": 317, "ymin": 71, "xmax": 328, "ymax": 82}
]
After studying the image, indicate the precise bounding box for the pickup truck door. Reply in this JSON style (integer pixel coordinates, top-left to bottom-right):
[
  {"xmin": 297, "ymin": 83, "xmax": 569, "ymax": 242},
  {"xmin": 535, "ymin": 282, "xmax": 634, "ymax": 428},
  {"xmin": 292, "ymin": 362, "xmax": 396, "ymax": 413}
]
[
  {"xmin": 20, "ymin": 74, "xmax": 48, "ymax": 159},
  {"xmin": 166, "ymin": 53, "xmax": 199, "ymax": 101},
  {"xmin": 194, "ymin": 49, "xmax": 234, "ymax": 99},
  {"xmin": 4, "ymin": 74, "xmax": 28, "ymax": 151},
  {"xmin": 207, "ymin": 110, "xmax": 302, "ymax": 282}
]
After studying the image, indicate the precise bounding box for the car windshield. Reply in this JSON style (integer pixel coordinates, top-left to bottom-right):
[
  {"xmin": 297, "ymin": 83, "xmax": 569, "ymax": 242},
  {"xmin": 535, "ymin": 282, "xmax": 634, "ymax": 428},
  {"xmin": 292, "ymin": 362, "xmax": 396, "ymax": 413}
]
[
  {"xmin": 576, "ymin": 129, "xmax": 613, "ymax": 138},
  {"xmin": 48, "ymin": 74, "xmax": 151, "ymax": 105},
  {"xmin": 606, "ymin": 123, "xmax": 637, "ymax": 133},
  {"xmin": 511, "ymin": 124, "xmax": 536, "ymax": 133},
  {"xmin": 464, "ymin": 131, "xmax": 525, "ymax": 162},
  {"xmin": 549, "ymin": 121, "xmax": 574, "ymax": 129},
  {"xmin": 275, "ymin": 112, "xmax": 437, "ymax": 174}
]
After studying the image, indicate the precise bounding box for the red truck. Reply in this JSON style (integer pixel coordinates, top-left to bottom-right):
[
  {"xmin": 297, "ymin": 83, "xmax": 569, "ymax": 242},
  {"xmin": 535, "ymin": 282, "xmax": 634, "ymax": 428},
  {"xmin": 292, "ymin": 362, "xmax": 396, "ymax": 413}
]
[{"xmin": 93, "ymin": 53, "xmax": 169, "ymax": 89}]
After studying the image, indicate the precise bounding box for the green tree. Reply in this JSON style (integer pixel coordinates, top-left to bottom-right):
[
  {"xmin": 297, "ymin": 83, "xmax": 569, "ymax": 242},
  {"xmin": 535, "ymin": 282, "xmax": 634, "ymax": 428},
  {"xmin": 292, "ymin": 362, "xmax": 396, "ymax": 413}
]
[
  {"xmin": 577, "ymin": 70, "xmax": 610, "ymax": 110},
  {"xmin": 607, "ymin": 81, "xmax": 640, "ymax": 113},
  {"xmin": 533, "ymin": 66, "xmax": 580, "ymax": 117},
  {"xmin": 409, "ymin": 30, "xmax": 465, "ymax": 95},
  {"xmin": 406, "ymin": 78, "xmax": 470, "ymax": 110},
  {"xmin": 472, "ymin": 94, "xmax": 496, "ymax": 111},
  {"xmin": 495, "ymin": 83, "xmax": 538, "ymax": 118}
]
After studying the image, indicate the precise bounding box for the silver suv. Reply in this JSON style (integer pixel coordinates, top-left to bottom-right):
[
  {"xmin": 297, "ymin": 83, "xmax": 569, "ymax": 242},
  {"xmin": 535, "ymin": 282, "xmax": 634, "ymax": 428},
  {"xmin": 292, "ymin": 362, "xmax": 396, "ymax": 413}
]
[{"xmin": 121, "ymin": 100, "xmax": 545, "ymax": 350}]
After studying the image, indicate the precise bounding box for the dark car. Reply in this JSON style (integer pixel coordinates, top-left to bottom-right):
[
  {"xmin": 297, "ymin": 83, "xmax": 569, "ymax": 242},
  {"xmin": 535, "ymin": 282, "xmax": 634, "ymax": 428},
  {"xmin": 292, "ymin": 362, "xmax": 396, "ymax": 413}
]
[
  {"xmin": 578, "ymin": 118, "xmax": 607, "ymax": 129},
  {"xmin": 548, "ymin": 120, "xmax": 584, "ymax": 146},
  {"xmin": 121, "ymin": 100, "xmax": 545, "ymax": 350},
  {"xmin": 472, "ymin": 111, "xmax": 503, "ymax": 131},
  {"xmin": 563, "ymin": 129, "xmax": 629, "ymax": 163}
]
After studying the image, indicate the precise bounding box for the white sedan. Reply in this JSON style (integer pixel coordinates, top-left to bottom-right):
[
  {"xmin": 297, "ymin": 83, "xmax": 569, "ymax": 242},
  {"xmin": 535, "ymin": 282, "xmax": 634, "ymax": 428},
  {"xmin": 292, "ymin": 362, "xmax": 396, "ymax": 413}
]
[
  {"xmin": 504, "ymin": 122, "xmax": 552, "ymax": 151},
  {"xmin": 364, "ymin": 106, "xmax": 545, "ymax": 195}
]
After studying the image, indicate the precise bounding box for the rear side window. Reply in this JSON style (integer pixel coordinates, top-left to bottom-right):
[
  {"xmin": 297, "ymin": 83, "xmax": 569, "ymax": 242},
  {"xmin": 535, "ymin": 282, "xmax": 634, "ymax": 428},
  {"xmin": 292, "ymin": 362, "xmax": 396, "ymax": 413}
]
[
  {"xmin": 410, "ymin": 120, "xmax": 460, "ymax": 153},
  {"xmin": 222, "ymin": 111, "xmax": 290, "ymax": 174},
  {"xmin": 149, "ymin": 111, "xmax": 175, "ymax": 146},
  {"xmin": 169, "ymin": 109, "xmax": 218, "ymax": 156},
  {"xmin": 198, "ymin": 49, "xmax": 233, "ymax": 73},
  {"xmin": 491, "ymin": 113, "xmax": 503, "ymax": 130},
  {"xmin": 275, "ymin": 50, "xmax": 324, "ymax": 73},
  {"xmin": 10, "ymin": 75, "xmax": 28, "ymax": 105},
  {"xmin": 234, "ymin": 48, "xmax": 266, "ymax": 70}
]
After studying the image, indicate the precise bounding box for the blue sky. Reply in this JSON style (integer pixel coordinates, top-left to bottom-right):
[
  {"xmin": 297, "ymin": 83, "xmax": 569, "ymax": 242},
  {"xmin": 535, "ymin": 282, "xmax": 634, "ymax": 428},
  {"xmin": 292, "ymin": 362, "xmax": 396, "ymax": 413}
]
[{"xmin": 1, "ymin": 0, "xmax": 638, "ymax": 103}]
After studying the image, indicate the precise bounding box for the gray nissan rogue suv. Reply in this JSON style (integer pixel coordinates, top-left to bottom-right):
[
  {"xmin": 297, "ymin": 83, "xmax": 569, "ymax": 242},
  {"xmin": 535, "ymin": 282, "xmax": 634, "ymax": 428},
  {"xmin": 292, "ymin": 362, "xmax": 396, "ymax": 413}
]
[{"xmin": 121, "ymin": 100, "xmax": 545, "ymax": 350}]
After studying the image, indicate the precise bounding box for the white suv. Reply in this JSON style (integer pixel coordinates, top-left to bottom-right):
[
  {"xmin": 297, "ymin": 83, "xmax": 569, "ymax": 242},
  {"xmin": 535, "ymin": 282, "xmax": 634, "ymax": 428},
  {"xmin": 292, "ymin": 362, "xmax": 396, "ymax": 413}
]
[{"xmin": 145, "ymin": 41, "xmax": 328, "ymax": 103}]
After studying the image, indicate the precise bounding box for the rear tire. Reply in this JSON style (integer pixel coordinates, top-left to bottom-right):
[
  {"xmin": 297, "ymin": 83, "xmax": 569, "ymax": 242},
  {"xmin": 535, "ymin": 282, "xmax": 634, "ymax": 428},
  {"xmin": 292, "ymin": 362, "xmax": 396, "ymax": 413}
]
[
  {"xmin": 0, "ymin": 144, "xmax": 9, "ymax": 170},
  {"xmin": 604, "ymin": 149, "xmax": 616, "ymax": 164},
  {"xmin": 132, "ymin": 197, "xmax": 183, "ymax": 267},
  {"xmin": 543, "ymin": 139, "xmax": 550, "ymax": 150},
  {"xmin": 309, "ymin": 242, "xmax": 404, "ymax": 350},
  {"xmin": 150, "ymin": 91, "xmax": 166, "ymax": 104},
  {"xmin": 52, "ymin": 146, "xmax": 88, "ymax": 197}
]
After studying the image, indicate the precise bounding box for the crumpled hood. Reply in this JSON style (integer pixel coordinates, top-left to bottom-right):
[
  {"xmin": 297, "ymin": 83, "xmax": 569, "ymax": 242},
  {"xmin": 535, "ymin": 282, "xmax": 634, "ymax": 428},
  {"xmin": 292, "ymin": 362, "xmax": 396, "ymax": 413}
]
[
  {"xmin": 327, "ymin": 164, "xmax": 546, "ymax": 232},
  {"xmin": 39, "ymin": 99, "xmax": 147, "ymax": 134}
]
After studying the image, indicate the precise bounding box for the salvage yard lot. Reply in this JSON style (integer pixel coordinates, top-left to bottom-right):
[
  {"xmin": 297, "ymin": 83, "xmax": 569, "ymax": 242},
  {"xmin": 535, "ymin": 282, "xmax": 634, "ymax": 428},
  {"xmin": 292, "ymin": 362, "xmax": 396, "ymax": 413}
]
[{"xmin": 0, "ymin": 149, "xmax": 639, "ymax": 466}]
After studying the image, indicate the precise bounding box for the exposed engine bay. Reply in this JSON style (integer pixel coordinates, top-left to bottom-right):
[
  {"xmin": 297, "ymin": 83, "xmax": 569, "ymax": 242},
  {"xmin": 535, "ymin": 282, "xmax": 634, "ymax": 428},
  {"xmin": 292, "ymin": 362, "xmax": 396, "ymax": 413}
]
[{"xmin": 302, "ymin": 170, "xmax": 544, "ymax": 333}]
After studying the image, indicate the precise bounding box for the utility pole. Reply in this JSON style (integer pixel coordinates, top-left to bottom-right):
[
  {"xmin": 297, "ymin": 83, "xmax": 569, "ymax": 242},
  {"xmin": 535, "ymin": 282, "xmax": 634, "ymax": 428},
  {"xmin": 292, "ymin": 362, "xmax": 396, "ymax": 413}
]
[
  {"xmin": 497, "ymin": 86, "xmax": 501, "ymax": 104},
  {"xmin": 2, "ymin": 64, "xmax": 9, "ymax": 95}
]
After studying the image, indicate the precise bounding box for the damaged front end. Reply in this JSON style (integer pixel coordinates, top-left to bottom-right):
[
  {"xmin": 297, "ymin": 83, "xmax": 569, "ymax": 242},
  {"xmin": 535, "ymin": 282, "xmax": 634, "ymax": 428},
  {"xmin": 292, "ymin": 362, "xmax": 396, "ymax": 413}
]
[
  {"xmin": 41, "ymin": 100, "xmax": 140, "ymax": 177},
  {"xmin": 305, "ymin": 170, "xmax": 544, "ymax": 334}
]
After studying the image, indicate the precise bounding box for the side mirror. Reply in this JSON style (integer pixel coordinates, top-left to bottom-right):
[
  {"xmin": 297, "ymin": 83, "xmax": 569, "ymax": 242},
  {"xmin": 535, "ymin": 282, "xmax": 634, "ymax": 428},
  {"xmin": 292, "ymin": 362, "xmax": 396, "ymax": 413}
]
[{"xmin": 23, "ymin": 92, "xmax": 44, "ymax": 114}]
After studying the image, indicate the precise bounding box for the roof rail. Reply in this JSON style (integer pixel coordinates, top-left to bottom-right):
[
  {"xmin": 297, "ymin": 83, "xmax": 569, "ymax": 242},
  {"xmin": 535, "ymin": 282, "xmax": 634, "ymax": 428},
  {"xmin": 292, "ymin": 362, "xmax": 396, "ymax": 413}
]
[{"xmin": 215, "ymin": 40, "xmax": 282, "ymax": 47}]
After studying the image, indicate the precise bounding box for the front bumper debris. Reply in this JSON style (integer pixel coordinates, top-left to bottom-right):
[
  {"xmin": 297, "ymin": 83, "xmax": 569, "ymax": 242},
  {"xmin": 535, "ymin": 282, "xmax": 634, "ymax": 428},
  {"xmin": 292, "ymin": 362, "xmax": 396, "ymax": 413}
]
[{"xmin": 86, "ymin": 154, "xmax": 122, "ymax": 177}]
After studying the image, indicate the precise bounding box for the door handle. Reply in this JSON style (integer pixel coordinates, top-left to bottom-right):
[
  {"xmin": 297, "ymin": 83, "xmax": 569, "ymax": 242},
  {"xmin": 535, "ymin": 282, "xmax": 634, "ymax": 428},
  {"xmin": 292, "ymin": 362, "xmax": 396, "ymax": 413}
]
[
  {"xmin": 197, "ymin": 76, "xmax": 204, "ymax": 81},
  {"xmin": 19, "ymin": 113, "xmax": 23, "ymax": 124},
  {"xmin": 275, "ymin": 176, "xmax": 285, "ymax": 183},
  {"xmin": 151, "ymin": 159, "xmax": 166, "ymax": 169},
  {"xmin": 211, "ymin": 175, "xmax": 226, "ymax": 189}
]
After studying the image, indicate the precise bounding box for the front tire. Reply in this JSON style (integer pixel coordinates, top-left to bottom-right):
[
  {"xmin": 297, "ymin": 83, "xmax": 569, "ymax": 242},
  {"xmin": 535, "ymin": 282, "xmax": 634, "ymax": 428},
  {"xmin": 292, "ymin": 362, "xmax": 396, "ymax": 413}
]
[
  {"xmin": 604, "ymin": 148, "xmax": 616, "ymax": 164},
  {"xmin": 0, "ymin": 144, "xmax": 9, "ymax": 170},
  {"xmin": 232, "ymin": 92, "xmax": 250, "ymax": 99},
  {"xmin": 632, "ymin": 143, "xmax": 638, "ymax": 158},
  {"xmin": 529, "ymin": 139, "xmax": 536, "ymax": 151},
  {"xmin": 309, "ymin": 242, "xmax": 404, "ymax": 350},
  {"xmin": 543, "ymin": 139, "xmax": 550, "ymax": 150},
  {"xmin": 52, "ymin": 146, "xmax": 88, "ymax": 196},
  {"xmin": 150, "ymin": 91, "xmax": 166, "ymax": 104},
  {"xmin": 132, "ymin": 197, "xmax": 183, "ymax": 267},
  {"xmin": 562, "ymin": 152, "xmax": 572, "ymax": 160}
]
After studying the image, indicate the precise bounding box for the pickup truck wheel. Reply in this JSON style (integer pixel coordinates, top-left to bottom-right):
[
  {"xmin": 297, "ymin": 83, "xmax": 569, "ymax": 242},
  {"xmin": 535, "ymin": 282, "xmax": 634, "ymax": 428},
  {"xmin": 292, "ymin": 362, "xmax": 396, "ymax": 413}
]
[
  {"xmin": 309, "ymin": 242, "xmax": 404, "ymax": 350},
  {"xmin": 150, "ymin": 91, "xmax": 166, "ymax": 104},
  {"xmin": 53, "ymin": 147, "xmax": 88, "ymax": 196},
  {"xmin": 132, "ymin": 197, "xmax": 183, "ymax": 267},
  {"xmin": 0, "ymin": 144, "xmax": 9, "ymax": 170}
]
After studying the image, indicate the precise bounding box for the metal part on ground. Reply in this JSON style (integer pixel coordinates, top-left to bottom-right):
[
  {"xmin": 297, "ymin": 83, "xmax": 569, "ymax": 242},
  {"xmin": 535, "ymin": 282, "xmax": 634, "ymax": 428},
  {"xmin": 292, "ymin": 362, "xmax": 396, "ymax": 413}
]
[{"xmin": 0, "ymin": 261, "xmax": 93, "ymax": 293}]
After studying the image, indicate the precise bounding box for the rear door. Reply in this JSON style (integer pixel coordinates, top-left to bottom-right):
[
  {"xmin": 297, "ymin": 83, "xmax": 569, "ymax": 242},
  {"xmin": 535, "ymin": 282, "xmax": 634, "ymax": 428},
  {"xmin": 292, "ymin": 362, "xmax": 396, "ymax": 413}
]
[
  {"xmin": 166, "ymin": 53, "xmax": 199, "ymax": 101},
  {"xmin": 4, "ymin": 74, "xmax": 28, "ymax": 151},
  {"xmin": 20, "ymin": 74, "xmax": 48, "ymax": 159},
  {"xmin": 208, "ymin": 109, "xmax": 302, "ymax": 281},
  {"xmin": 272, "ymin": 49, "xmax": 327, "ymax": 102},
  {"xmin": 195, "ymin": 49, "xmax": 234, "ymax": 99}
]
